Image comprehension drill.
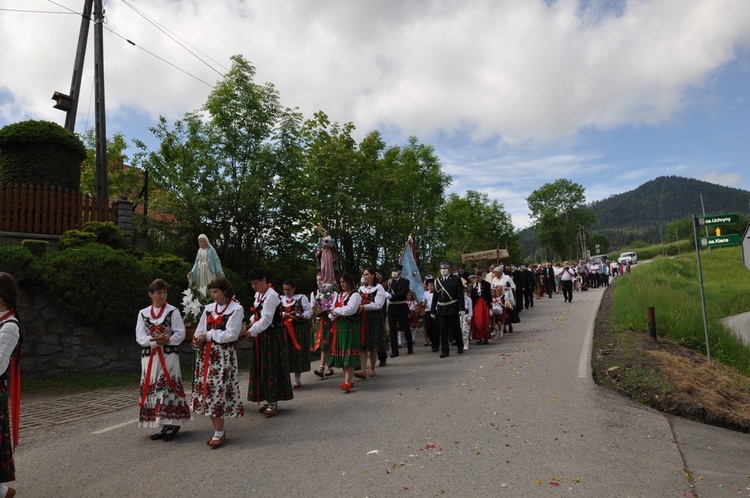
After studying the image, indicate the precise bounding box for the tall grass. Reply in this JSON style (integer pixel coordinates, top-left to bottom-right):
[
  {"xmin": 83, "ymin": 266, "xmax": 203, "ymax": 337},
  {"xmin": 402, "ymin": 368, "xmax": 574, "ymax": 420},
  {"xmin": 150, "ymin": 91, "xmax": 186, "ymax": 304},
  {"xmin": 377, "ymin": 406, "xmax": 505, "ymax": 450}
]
[{"xmin": 610, "ymin": 246, "xmax": 750, "ymax": 375}]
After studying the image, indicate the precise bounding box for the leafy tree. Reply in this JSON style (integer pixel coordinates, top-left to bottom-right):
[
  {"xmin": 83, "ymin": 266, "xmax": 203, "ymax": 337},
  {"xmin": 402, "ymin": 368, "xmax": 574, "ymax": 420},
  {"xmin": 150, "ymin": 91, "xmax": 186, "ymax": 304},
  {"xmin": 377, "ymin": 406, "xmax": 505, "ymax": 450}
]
[
  {"xmin": 79, "ymin": 130, "xmax": 141, "ymax": 201},
  {"xmin": 137, "ymin": 55, "xmax": 289, "ymax": 272},
  {"xmin": 527, "ymin": 179, "xmax": 595, "ymax": 261},
  {"xmin": 435, "ymin": 190, "xmax": 517, "ymax": 267},
  {"xmin": 588, "ymin": 233, "xmax": 610, "ymax": 255}
]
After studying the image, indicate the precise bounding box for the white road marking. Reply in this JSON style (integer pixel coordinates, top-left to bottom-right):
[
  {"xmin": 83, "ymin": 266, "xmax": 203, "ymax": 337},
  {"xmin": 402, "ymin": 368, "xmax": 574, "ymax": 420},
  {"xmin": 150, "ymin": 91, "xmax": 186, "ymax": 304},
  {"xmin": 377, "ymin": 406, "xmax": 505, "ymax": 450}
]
[
  {"xmin": 578, "ymin": 299, "xmax": 597, "ymax": 379},
  {"xmin": 91, "ymin": 419, "xmax": 138, "ymax": 434}
]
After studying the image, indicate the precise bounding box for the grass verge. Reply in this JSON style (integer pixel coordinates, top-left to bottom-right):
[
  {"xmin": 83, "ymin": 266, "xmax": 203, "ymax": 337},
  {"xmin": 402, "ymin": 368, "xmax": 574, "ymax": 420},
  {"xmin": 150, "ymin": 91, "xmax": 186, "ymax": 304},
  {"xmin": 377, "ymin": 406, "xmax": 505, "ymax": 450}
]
[{"xmin": 592, "ymin": 248, "xmax": 750, "ymax": 433}]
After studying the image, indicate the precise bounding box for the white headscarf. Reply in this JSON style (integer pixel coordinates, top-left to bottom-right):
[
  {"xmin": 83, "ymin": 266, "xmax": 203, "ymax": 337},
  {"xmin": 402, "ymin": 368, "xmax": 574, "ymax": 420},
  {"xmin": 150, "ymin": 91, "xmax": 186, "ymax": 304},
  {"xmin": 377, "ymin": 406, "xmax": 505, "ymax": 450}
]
[{"xmin": 197, "ymin": 234, "xmax": 215, "ymax": 250}]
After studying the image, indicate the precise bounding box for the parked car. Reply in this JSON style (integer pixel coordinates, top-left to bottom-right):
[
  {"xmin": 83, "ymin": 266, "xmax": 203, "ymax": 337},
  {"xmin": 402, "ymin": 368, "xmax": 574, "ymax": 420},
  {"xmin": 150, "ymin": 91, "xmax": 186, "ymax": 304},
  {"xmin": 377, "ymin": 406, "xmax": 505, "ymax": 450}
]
[{"xmin": 618, "ymin": 252, "xmax": 638, "ymax": 265}]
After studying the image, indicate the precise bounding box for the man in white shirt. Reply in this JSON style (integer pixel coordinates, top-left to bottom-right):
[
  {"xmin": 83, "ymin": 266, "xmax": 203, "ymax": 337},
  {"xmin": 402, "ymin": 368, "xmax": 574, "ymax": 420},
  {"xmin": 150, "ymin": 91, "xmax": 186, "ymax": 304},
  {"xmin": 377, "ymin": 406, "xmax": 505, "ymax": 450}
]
[{"xmin": 560, "ymin": 261, "xmax": 576, "ymax": 303}]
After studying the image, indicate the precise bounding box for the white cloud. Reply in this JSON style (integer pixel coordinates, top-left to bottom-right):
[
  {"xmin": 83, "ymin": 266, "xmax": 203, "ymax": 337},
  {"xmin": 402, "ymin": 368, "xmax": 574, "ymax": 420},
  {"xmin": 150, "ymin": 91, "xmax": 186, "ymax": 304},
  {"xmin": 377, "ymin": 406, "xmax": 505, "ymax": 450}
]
[
  {"xmin": 700, "ymin": 171, "xmax": 743, "ymax": 187},
  {"xmin": 2, "ymin": 0, "xmax": 749, "ymax": 143},
  {"xmin": 1, "ymin": 0, "xmax": 749, "ymax": 231}
]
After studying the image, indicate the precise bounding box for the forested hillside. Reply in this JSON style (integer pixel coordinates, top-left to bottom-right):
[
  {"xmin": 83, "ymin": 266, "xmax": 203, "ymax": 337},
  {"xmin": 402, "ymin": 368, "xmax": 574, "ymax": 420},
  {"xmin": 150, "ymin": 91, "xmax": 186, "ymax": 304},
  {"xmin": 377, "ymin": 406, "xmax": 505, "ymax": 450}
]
[{"xmin": 587, "ymin": 176, "xmax": 750, "ymax": 247}]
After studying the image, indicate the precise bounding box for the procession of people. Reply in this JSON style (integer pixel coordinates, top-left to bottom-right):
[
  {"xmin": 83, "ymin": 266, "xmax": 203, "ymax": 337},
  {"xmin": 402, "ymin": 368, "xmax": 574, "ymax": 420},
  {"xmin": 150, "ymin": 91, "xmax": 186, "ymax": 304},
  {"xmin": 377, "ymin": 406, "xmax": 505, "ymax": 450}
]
[{"xmin": 131, "ymin": 230, "xmax": 617, "ymax": 449}]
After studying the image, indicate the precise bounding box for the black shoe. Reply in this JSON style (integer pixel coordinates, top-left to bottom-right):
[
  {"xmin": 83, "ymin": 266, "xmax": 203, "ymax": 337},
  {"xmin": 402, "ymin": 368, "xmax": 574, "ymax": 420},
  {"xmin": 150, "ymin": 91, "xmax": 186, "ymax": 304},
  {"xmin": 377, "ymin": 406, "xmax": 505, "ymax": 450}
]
[
  {"xmin": 390, "ymin": 353, "xmax": 399, "ymax": 358},
  {"xmin": 163, "ymin": 425, "xmax": 180, "ymax": 441},
  {"xmin": 407, "ymin": 349, "xmax": 413, "ymax": 355},
  {"xmin": 379, "ymin": 360, "xmax": 387, "ymax": 367},
  {"xmin": 482, "ymin": 339, "xmax": 489, "ymax": 345},
  {"xmin": 431, "ymin": 348, "xmax": 439, "ymax": 352},
  {"xmin": 150, "ymin": 427, "xmax": 168, "ymax": 440},
  {"xmin": 456, "ymin": 349, "xmax": 464, "ymax": 354},
  {"xmin": 476, "ymin": 340, "xmax": 482, "ymax": 345},
  {"xmin": 439, "ymin": 353, "xmax": 449, "ymax": 358}
]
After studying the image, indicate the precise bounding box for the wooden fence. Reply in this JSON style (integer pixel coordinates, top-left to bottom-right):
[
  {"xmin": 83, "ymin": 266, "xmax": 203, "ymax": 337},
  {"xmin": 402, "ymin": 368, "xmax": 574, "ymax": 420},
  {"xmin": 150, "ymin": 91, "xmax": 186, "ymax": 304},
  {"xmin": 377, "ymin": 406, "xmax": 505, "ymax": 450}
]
[{"xmin": 0, "ymin": 183, "xmax": 117, "ymax": 236}]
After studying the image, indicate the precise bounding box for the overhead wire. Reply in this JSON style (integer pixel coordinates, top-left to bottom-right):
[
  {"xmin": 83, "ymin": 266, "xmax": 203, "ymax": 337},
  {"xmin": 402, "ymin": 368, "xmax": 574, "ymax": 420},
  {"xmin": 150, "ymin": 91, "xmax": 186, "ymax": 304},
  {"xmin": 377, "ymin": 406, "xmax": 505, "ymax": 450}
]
[
  {"xmin": 0, "ymin": 7, "xmax": 77, "ymax": 14},
  {"xmin": 45, "ymin": 0, "xmax": 215, "ymax": 88},
  {"xmin": 119, "ymin": 0, "xmax": 228, "ymax": 76}
]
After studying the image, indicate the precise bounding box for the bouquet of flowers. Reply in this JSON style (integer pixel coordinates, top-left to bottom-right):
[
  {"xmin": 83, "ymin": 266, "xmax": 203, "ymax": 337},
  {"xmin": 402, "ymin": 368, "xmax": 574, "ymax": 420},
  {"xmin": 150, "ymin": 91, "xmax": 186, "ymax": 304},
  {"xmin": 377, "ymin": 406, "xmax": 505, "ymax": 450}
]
[
  {"xmin": 312, "ymin": 282, "xmax": 337, "ymax": 317},
  {"xmin": 181, "ymin": 285, "xmax": 211, "ymax": 326}
]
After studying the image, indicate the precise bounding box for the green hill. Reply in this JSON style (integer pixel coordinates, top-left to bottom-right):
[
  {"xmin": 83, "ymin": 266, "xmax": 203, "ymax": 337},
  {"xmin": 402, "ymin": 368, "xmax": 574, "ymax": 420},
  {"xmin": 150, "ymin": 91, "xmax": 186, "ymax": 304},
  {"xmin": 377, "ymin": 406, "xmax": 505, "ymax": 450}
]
[{"xmin": 587, "ymin": 176, "xmax": 750, "ymax": 248}]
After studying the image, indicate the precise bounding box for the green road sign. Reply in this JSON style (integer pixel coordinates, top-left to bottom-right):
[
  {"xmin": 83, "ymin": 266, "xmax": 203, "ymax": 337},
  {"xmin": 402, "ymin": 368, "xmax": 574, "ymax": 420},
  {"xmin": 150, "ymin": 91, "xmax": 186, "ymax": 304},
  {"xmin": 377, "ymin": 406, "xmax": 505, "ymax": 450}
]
[
  {"xmin": 699, "ymin": 234, "xmax": 742, "ymax": 248},
  {"xmin": 695, "ymin": 214, "xmax": 738, "ymax": 226}
]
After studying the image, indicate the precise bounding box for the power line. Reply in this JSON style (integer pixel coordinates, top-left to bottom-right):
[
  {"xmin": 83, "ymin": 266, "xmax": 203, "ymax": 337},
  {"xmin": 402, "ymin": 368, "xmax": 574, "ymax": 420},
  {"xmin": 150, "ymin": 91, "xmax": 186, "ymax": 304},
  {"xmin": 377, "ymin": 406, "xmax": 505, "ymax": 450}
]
[
  {"xmin": 0, "ymin": 7, "xmax": 77, "ymax": 14},
  {"xmin": 46, "ymin": 0, "xmax": 215, "ymax": 88},
  {"xmin": 119, "ymin": 0, "xmax": 228, "ymax": 76}
]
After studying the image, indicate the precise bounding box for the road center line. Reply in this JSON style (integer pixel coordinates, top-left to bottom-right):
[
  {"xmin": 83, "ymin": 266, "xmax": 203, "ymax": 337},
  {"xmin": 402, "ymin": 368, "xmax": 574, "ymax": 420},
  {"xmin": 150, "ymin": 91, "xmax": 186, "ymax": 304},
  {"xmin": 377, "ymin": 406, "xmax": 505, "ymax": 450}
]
[{"xmin": 92, "ymin": 419, "xmax": 138, "ymax": 434}]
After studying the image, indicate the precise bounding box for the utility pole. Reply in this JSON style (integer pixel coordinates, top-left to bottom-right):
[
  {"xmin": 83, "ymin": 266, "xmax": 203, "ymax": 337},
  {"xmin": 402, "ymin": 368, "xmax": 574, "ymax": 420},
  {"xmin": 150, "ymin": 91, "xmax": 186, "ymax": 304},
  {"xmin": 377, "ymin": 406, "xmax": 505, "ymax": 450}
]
[
  {"xmin": 93, "ymin": 0, "xmax": 108, "ymax": 202},
  {"xmin": 52, "ymin": 0, "xmax": 108, "ymax": 203}
]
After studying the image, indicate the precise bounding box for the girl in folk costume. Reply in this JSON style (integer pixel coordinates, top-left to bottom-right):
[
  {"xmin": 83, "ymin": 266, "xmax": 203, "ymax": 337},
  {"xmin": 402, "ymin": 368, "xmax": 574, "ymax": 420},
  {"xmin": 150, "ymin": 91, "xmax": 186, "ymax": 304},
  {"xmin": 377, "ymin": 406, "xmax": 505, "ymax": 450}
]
[
  {"xmin": 471, "ymin": 272, "xmax": 492, "ymax": 345},
  {"xmin": 192, "ymin": 277, "xmax": 245, "ymax": 449},
  {"xmin": 280, "ymin": 279, "xmax": 313, "ymax": 389},
  {"xmin": 491, "ymin": 286, "xmax": 514, "ymax": 335},
  {"xmin": 311, "ymin": 273, "xmax": 336, "ymax": 378},
  {"xmin": 0, "ymin": 273, "xmax": 21, "ymax": 498},
  {"xmin": 327, "ymin": 274, "xmax": 362, "ymax": 392},
  {"xmin": 136, "ymin": 279, "xmax": 191, "ymax": 441},
  {"xmin": 355, "ymin": 267, "xmax": 387, "ymax": 380},
  {"xmin": 461, "ymin": 285, "xmax": 473, "ymax": 351},
  {"xmin": 242, "ymin": 269, "xmax": 293, "ymax": 418}
]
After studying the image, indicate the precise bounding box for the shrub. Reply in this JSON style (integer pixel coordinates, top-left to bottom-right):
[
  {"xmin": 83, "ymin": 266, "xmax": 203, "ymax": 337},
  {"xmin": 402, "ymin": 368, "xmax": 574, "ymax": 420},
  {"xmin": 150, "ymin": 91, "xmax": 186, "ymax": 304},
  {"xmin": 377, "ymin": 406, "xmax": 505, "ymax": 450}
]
[
  {"xmin": 83, "ymin": 221, "xmax": 127, "ymax": 249},
  {"xmin": 0, "ymin": 120, "xmax": 85, "ymax": 190},
  {"xmin": 142, "ymin": 254, "xmax": 191, "ymax": 297},
  {"xmin": 0, "ymin": 244, "xmax": 36, "ymax": 282},
  {"xmin": 34, "ymin": 243, "xmax": 151, "ymax": 329},
  {"xmin": 60, "ymin": 230, "xmax": 97, "ymax": 249},
  {"xmin": 21, "ymin": 239, "xmax": 49, "ymax": 258}
]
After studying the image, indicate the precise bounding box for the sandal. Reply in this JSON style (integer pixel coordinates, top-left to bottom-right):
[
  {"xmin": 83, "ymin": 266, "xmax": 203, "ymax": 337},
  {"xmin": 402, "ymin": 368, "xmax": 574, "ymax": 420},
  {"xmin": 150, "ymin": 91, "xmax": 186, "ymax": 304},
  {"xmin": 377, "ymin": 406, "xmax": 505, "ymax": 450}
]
[
  {"xmin": 325, "ymin": 368, "xmax": 334, "ymax": 377},
  {"xmin": 368, "ymin": 370, "xmax": 376, "ymax": 378},
  {"xmin": 339, "ymin": 381, "xmax": 353, "ymax": 392},
  {"xmin": 263, "ymin": 404, "xmax": 279, "ymax": 417},
  {"xmin": 314, "ymin": 366, "xmax": 325, "ymax": 378},
  {"xmin": 293, "ymin": 380, "xmax": 301, "ymax": 389},
  {"xmin": 258, "ymin": 403, "xmax": 270, "ymax": 413},
  {"xmin": 354, "ymin": 371, "xmax": 367, "ymax": 380}
]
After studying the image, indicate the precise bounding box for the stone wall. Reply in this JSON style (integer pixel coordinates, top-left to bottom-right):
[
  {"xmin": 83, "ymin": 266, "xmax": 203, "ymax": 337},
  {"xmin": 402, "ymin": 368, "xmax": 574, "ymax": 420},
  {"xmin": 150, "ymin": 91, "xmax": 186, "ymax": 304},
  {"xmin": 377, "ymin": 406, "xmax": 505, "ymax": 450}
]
[
  {"xmin": 17, "ymin": 286, "xmax": 252, "ymax": 377},
  {"xmin": 17, "ymin": 288, "xmax": 201, "ymax": 377}
]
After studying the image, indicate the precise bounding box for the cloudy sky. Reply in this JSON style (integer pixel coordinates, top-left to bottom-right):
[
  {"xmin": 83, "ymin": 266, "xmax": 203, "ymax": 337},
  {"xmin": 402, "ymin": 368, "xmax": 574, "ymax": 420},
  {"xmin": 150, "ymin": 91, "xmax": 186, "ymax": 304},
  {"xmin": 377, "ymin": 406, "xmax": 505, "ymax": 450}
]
[{"xmin": 2, "ymin": 0, "xmax": 749, "ymax": 228}]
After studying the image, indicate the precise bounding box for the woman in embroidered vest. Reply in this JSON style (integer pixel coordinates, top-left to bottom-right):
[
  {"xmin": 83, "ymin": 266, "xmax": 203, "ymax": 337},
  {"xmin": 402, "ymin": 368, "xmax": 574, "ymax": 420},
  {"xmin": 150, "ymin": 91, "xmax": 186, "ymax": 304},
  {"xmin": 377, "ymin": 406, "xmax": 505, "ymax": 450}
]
[
  {"xmin": 355, "ymin": 267, "xmax": 386, "ymax": 380},
  {"xmin": 0, "ymin": 272, "xmax": 20, "ymax": 498},
  {"xmin": 280, "ymin": 279, "xmax": 313, "ymax": 389},
  {"xmin": 242, "ymin": 268, "xmax": 293, "ymax": 418},
  {"xmin": 136, "ymin": 279, "xmax": 191, "ymax": 441},
  {"xmin": 328, "ymin": 273, "xmax": 362, "ymax": 392},
  {"xmin": 192, "ymin": 277, "xmax": 244, "ymax": 449}
]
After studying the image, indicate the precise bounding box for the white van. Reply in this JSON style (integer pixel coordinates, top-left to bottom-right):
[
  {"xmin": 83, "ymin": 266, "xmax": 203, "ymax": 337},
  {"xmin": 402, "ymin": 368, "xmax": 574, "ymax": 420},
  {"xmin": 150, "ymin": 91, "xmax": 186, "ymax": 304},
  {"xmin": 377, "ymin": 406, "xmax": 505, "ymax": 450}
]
[{"xmin": 618, "ymin": 252, "xmax": 638, "ymax": 265}]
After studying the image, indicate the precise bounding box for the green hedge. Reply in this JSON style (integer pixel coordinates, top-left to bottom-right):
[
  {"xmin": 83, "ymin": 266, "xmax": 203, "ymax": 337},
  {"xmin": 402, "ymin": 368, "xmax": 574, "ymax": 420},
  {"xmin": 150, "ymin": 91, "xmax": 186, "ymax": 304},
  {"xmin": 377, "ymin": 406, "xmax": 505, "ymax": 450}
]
[
  {"xmin": 0, "ymin": 120, "xmax": 85, "ymax": 190},
  {"xmin": 21, "ymin": 239, "xmax": 49, "ymax": 258},
  {"xmin": 35, "ymin": 243, "xmax": 151, "ymax": 329},
  {"xmin": 0, "ymin": 244, "xmax": 36, "ymax": 282},
  {"xmin": 60, "ymin": 230, "xmax": 98, "ymax": 249}
]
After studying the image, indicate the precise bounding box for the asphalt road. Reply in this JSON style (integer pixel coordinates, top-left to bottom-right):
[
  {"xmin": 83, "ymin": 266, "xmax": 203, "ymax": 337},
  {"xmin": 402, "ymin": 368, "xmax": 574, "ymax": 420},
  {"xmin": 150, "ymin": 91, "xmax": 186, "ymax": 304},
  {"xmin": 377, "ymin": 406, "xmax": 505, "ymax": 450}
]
[{"xmin": 14, "ymin": 283, "xmax": 750, "ymax": 497}]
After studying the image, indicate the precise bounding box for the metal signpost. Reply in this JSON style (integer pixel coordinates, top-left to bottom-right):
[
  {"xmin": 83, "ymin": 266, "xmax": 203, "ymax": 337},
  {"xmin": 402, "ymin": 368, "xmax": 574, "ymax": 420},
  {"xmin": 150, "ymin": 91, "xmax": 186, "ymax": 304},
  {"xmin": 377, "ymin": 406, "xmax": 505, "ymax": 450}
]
[{"xmin": 692, "ymin": 213, "xmax": 742, "ymax": 363}]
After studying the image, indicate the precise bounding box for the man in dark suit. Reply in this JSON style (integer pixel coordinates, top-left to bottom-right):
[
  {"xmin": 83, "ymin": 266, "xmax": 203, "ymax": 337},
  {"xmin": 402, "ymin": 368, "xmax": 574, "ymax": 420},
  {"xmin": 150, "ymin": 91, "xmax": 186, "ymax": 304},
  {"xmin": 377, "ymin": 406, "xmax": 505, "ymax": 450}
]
[
  {"xmin": 543, "ymin": 262, "xmax": 555, "ymax": 298},
  {"xmin": 519, "ymin": 263, "xmax": 535, "ymax": 309},
  {"xmin": 387, "ymin": 263, "xmax": 412, "ymax": 357},
  {"xmin": 430, "ymin": 261, "xmax": 465, "ymax": 358}
]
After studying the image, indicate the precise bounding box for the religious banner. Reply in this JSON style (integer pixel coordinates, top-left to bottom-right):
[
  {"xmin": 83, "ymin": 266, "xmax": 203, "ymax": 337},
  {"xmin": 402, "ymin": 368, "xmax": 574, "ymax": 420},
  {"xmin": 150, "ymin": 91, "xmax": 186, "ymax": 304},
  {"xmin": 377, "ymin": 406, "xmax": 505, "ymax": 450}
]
[
  {"xmin": 460, "ymin": 248, "xmax": 510, "ymax": 265},
  {"xmin": 398, "ymin": 235, "xmax": 424, "ymax": 303}
]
